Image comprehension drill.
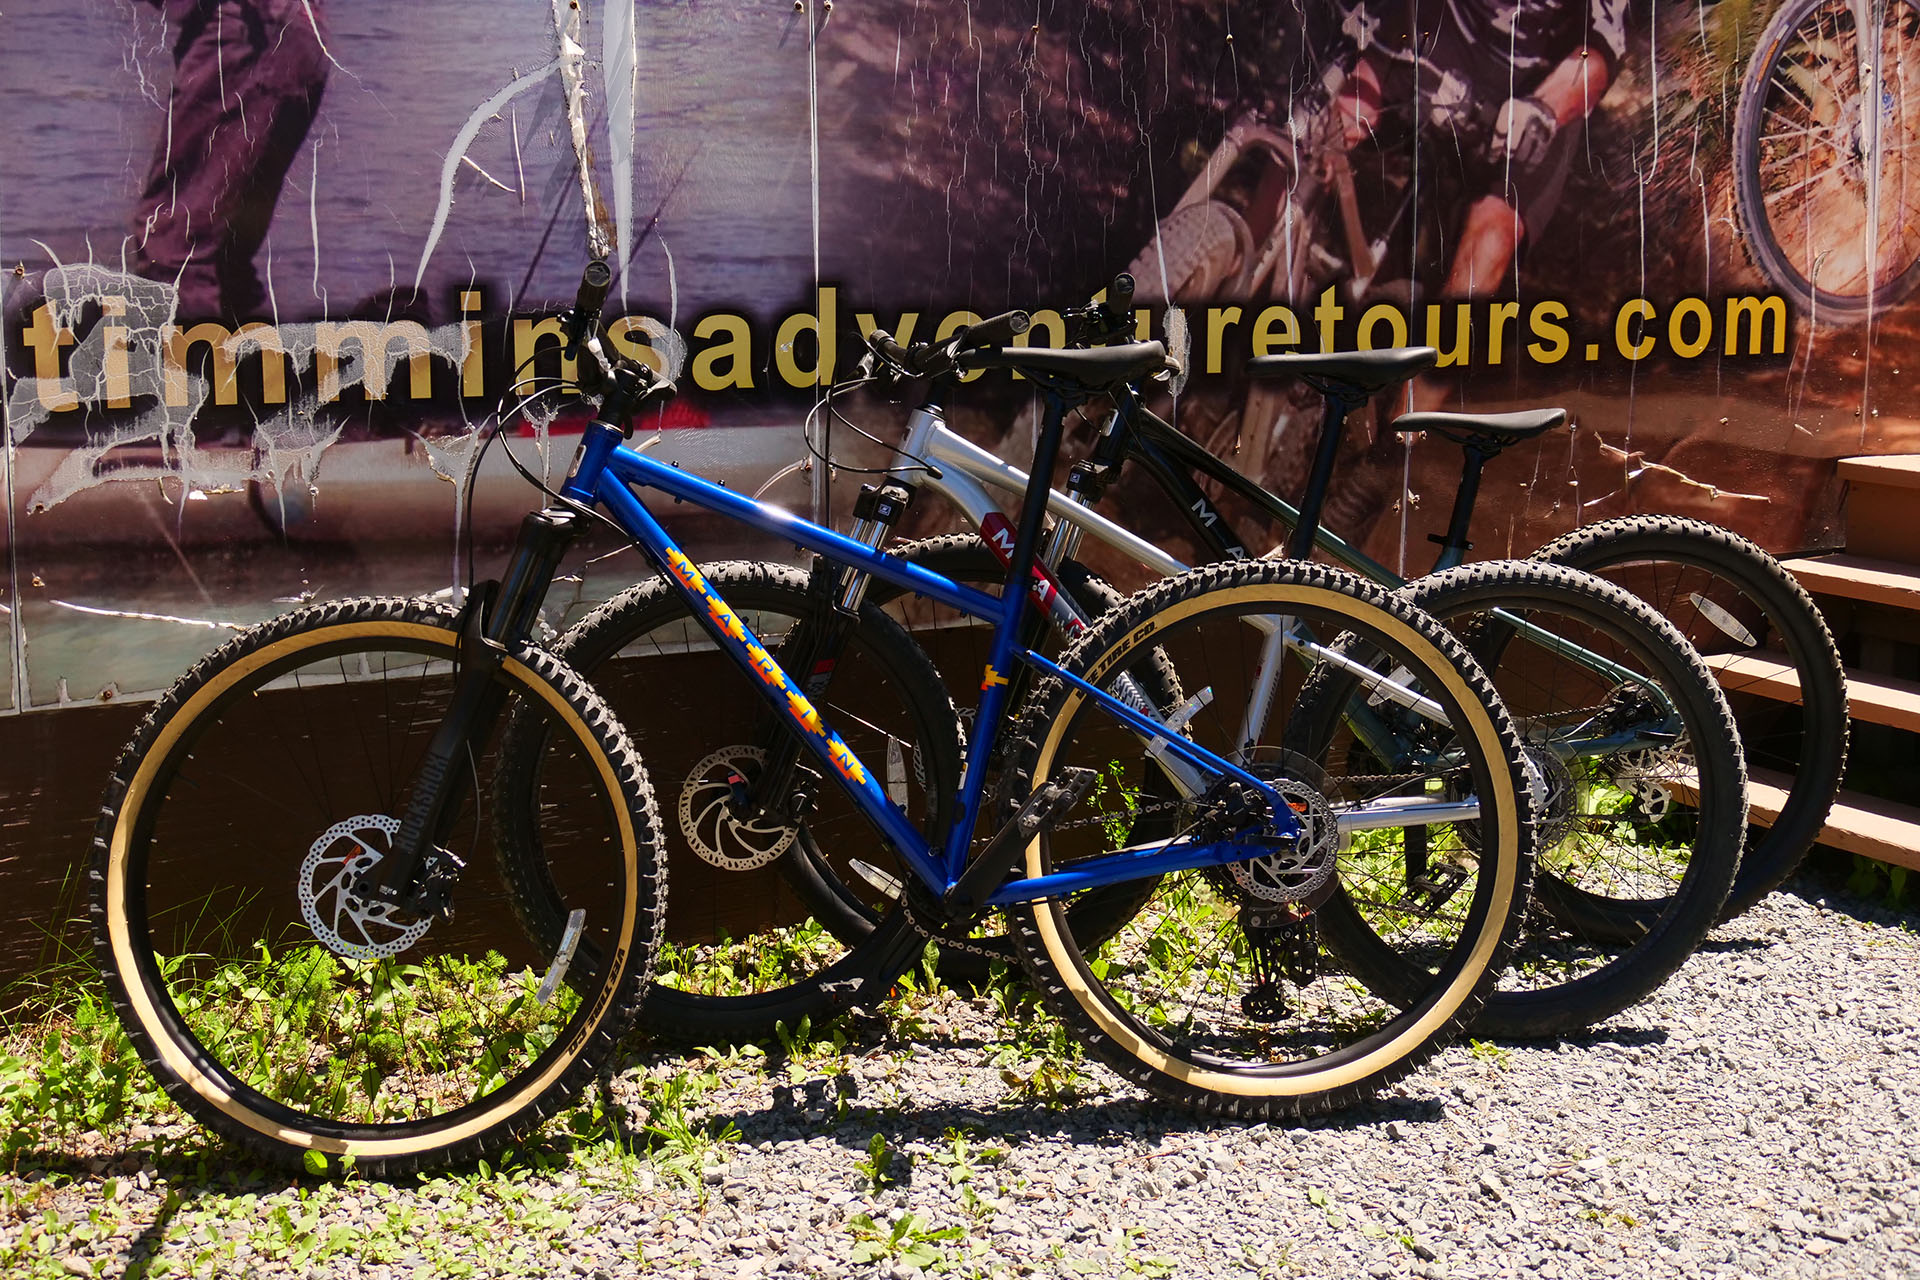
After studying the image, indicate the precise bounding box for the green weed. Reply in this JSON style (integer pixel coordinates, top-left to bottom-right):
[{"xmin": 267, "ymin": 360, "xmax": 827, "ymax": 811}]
[
  {"xmin": 847, "ymin": 1211, "xmax": 968, "ymax": 1269},
  {"xmin": 1468, "ymin": 1039, "xmax": 1513, "ymax": 1069},
  {"xmin": 856, "ymin": 1132, "xmax": 898, "ymax": 1192}
]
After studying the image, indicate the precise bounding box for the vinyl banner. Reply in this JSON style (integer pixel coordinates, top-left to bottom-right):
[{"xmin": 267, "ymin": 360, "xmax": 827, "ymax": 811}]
[{"xmin": 1, "ymin": 0, "xmax": 1910, "ymax": 712}]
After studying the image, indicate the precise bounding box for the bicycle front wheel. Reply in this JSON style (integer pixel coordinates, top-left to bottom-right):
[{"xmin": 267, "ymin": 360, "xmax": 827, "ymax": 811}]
[
  {"xmin": 501, "ymin": 561, "xmax": 965, "ymax": 1044},
  {"xmin": 1003, "ymin": 560, "xmax": 1534, "ymax": 1119},
  {"xmin": 91, "ymin": 598, "xmax": 664, "ymax": 1175},
  {"xmin": 1734, "ymin": 0, "xmax": 1920, "ymax": 320}
]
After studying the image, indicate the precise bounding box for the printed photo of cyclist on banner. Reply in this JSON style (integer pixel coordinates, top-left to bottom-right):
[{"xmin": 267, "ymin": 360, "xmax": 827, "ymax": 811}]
[
  {"xmin": 2, "ymin": 0, "xmax": 1915, "ymax": 713},
  {"xmin": 827, "ymin": 0, "xmax": 1913, "ymax": 582}
]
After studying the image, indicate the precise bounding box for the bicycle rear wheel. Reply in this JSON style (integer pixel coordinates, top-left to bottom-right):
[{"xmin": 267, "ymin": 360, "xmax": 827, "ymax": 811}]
[
  {"xmin": 91, "ymin": 598, "xmax": 663, "ymax": 1175},
  {"xmin": 1004, "ymin": 560, "xmax": 1533, "ymax": 1118},
  {"xmin": 1535, "ymin": 516, "xmax": 1847, "ymax": 920},
  {"xmin": 1373, "ymin": 561, "xmax": 1745, "ymax": 1038}
]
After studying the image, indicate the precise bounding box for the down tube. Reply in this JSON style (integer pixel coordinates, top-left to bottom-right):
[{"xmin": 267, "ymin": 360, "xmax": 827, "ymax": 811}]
[{"xmin": 594, "ymin": 478, "xmax": 948, "ymax": 891}]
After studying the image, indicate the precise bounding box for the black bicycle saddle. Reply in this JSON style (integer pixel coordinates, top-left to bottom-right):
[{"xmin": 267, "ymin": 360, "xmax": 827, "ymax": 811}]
[
  {"xmin": 1390, "ymin": 407, "xmax": 1568, "ymax": 448},
  {"xmin": 1245, "ymin": 346, "xmax": 1438, "ymax": 395},
  {"xmin": 962, "ymin": 341, "xmax": 1173, "ymax": 390}
]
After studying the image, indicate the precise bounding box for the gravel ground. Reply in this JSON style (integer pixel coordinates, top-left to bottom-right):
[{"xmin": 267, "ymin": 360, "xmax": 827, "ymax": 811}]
[{"xmin": 4, "ymin": 879, "xmax": 1919, "ymax": 1279}]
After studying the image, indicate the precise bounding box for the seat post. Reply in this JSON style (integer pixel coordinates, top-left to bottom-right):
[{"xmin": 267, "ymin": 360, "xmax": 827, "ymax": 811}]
[
  {"xmin": 1285, "ymin": 388, "xmax": 1363, "ymax": 560},
  {"xmin": 1431, "ymin": 444, "xmax": 1489, "ymax": 569}
]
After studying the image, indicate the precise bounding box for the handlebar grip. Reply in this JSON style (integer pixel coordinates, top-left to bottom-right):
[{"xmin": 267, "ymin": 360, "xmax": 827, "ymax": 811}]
[
  {"xmin": 1108, "ymin": 272, "xmax": 1135, "ymax": 313},
  {"xmin": 867, "ymin": 329, "xmax": 914, "ymax": 368},
  {"xmin": 565, "ymin": 259, "xmax": 614, "ymax": 349},
  {"xmin": 958, "ymin": 310, "xmax": 1032, "ymax": 351}
]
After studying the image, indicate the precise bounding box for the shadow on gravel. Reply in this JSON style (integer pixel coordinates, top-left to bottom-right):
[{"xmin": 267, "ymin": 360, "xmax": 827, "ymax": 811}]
[
  {"xmin": 1695, "ymin": 936, "xmax": 1772, "ymax": 954},
  {"xmin": 1783, "ymin": 876, "xmax": 1920, "ymax": 932},
  {"xmin": 1481, "ymin": 1023, "xmax": 1672, "ymax": 1051},
  {"xmin": 5, "ymin": 1137, "xmax": 296, "ymax": 1276},
  {"xmin": 711, "ymin": 1086, "xmax": 1453, "ymax": 1164}
]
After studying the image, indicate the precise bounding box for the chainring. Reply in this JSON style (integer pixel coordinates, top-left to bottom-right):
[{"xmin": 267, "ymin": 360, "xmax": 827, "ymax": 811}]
[
  {"xmin": 678, "ymin": 746, "xmax": 799, "ymax": 871},
  {"xmin": 298, "ymin": 815, "xmax": 432, "ymax": 960}
]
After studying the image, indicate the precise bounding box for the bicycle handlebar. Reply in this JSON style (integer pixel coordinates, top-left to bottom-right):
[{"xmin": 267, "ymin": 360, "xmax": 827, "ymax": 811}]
[
  {"xmin": 555, "ymin": 258, "xmax": 677, "ymax": 429},
  {"xmin": 565, "ymin": 259, "xmax": 613, "ymax": 354},
  {"xmin": 961, "ymin": 310, "xmax": 1033, "ymax": 350},
  {"xmin": 863, "ymin": 310, "xmax": 1033, "ymax": 381}
]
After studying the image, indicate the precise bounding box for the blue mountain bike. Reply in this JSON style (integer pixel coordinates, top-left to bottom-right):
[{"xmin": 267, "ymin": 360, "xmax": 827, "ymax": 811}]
[{"xmin": 91, "ymin": 262, "xmax": 1532, "ymax": 1174}]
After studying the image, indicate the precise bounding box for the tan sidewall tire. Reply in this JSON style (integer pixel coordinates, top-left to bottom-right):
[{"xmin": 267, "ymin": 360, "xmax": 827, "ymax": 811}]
[{"xmin": 91, "ymin": 598, "xmax": 663, "ymax": 1174}]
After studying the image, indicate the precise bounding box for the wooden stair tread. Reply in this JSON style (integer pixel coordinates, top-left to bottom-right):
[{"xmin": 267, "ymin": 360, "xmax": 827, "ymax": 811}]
[
  {"xmin": 1781, "ymin": 553, "xmax": 1920, "ymax": 609},
  {"xmin": 1704, "ymin": 650, "xmax": 1920, "ymax": 732},
  {"xmin": 1744, "ymin": 767, "xmax": 1920, "ymax": 871},
  {"xmin": 1837, "ymin": 454, "xmax": 1920, "ymax": 491}
]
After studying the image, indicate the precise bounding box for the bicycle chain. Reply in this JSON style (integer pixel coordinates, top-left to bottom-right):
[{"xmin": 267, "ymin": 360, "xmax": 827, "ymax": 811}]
[{"xmin": 901, "ymin": 772, "xmax": 1431, "ymax": 958}]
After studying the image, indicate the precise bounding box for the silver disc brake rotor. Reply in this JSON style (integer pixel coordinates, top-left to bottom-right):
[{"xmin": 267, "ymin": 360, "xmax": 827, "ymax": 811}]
[
  {"xmin": 1602, "ymin": 740, "xmax": 1687, "ymax": 825},
  {"xmin": 1228, "ymin": 763, "xmax": 1342, "ymax": 904},
  {"xmin": 1526, "ymin": 745, "xmax": 1578, "ymax": 848},
  {"xmin": 298, "ymin": 815, "xmax": 432, "ymax": 960},
  {"xmin": 678, "ymin": 746, "xmax": 799, "ymax": 871}
]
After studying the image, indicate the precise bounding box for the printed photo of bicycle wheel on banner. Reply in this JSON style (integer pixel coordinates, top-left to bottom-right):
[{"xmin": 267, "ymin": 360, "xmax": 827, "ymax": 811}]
[{"xmin": 0, "ymin": 4, "xmax": 1912, "ymax": 1277}]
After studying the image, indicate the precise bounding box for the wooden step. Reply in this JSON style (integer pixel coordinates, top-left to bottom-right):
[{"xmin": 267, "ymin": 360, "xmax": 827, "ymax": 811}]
[
  {"xmin": 1704, "ymin": 650, "xmax": 1920, "ymax": 732},
  {"xmin": 1838, "ymin": 456, "xmax": 1920, "ymax": 562},
  {"xmin": 1744, "ymin": 766, "xmax": 1920, "ymax": 871},
  {"xmin": 1837, "ymin": 454, "xmax": 1920, "ymax": 491},
  {"xmin": 1781, "ymin": 553, "xmax": 1920, "ymax": 611}
]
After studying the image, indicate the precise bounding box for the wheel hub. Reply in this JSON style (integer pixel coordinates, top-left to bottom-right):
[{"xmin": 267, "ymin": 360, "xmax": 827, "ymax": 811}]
[
  {"xmin": 1218, "ymin": 751, "xmax": 1341, "ymax": 906},
  {"xmin": 299, "ymin": 815, "xmax": 433, "ymax": 960},
  {"xmin": 678, "ymin": 746, "xmax": 799, "ymax": 871},
  {"xmin": 1603, "ymin": 745, "xmax": 1684, "ymax": 825},
  {"xmin": 1526, "ymin": 745, "xmax": 1578, "ymax": 848}
]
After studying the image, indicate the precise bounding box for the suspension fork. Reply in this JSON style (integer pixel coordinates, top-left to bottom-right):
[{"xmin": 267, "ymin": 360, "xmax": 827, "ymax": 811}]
[{"xmin": 367, "ymin": 506, "xmax": 584, "ymax": 915}]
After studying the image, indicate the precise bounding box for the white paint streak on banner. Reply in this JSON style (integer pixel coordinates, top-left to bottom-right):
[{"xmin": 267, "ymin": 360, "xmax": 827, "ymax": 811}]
[
  {"xmin": 554, "ymin": 0, "xmax": 609, "ymax": 262},
  {"xmin": 604, "ymin": 0, "xmax": 639, "ymax": 304},
  {"xmin": 413, "ymin": 60, "xmax": 562, "ymax": 292}
]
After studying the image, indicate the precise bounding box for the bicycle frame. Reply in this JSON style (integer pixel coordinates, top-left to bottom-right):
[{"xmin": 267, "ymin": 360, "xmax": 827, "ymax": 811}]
[
  {"xmin": 551, "ymin": 406, "xmax": 1336, "ymax": 910},
  {"xmin": 885, "ymin": 395, "xmax": 1677, "ymax": 754}
]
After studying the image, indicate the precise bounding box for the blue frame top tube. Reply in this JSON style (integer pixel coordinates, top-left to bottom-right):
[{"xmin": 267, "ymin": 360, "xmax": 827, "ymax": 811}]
[
  {"xmin": 564, "ymin": 418, "xmax": 1302, "ymax": 899},
  {"xmin": 572, "ymin": 429, "xmax": 1003, "ymax": 625}
]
